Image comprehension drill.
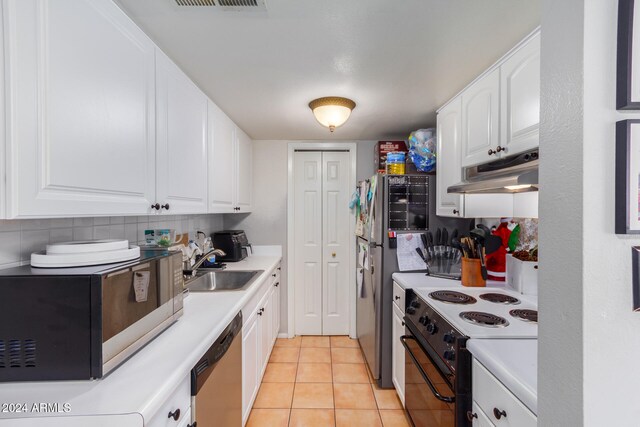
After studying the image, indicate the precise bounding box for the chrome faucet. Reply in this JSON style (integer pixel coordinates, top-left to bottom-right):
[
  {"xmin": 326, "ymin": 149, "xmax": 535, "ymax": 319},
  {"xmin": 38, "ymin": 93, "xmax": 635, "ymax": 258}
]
[{"xmin": 183, "ymin": 248, "xmax": 227, "ymax": 277}]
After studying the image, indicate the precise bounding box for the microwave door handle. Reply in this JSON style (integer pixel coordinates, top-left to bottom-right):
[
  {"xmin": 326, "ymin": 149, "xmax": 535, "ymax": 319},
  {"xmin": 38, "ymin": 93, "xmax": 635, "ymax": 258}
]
[{"xmin": 400, "ymin": 335, "xmax": 455, "ymax": 403}]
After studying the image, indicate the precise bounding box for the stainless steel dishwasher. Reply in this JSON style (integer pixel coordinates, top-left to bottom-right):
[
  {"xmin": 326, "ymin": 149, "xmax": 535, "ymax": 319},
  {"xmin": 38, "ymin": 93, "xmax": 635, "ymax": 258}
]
[{"xmin": 191, "ymin": 312, "xmax": 243, "ymax": 427}]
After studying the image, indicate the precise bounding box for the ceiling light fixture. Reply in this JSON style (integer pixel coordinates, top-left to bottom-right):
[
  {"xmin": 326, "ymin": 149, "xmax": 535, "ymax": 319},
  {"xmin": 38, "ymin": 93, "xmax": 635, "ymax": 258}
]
[{"xmin": 308, "ymin": 97, "xmax": 356, "ymax": 132}]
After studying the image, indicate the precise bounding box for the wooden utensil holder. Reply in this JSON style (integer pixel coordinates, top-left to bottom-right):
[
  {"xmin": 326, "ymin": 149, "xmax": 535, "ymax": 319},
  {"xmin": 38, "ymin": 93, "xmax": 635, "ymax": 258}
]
[{"xmin": 461, "ymin": 258, "xmax": 486, "ymax": 287}]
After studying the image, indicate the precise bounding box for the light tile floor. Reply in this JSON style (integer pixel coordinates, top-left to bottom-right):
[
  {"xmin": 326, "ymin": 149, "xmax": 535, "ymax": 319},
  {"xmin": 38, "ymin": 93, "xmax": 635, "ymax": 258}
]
[{"xmin": 248, "ymin": 335, "xmax": 411, "ymax": 427}]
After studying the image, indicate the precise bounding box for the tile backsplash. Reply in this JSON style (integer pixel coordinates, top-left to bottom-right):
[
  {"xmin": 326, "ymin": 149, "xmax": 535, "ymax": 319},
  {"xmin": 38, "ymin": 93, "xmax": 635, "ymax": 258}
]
[{"xmin": 0, "ymin": 214, "xmax": 224, "ymax": 269}]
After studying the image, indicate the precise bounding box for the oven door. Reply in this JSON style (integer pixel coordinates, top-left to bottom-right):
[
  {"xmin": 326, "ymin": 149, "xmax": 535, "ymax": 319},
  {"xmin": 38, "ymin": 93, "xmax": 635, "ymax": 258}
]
[{"xmin": 402, "ymin": 328, "xmax": 456, "ymax": 427}]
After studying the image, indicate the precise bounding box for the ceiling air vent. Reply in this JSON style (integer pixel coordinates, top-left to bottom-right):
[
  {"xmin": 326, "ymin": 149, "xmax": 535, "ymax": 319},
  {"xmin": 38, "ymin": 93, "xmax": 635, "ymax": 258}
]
[
  {"xmin": 174, "ymin": 0, "xmax": 266, "ymax": 11},
  {"xmin": 175, "ymin": 0, "xmax": 215, "ymax": 5}
]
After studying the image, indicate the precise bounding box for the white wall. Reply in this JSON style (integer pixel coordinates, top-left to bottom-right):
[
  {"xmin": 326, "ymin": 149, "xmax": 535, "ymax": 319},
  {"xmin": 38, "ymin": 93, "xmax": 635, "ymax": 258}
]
[
  {"xmin": 539, "ymin": 1, "xmax": 640, "ymax": 425},
  {"xmin": 0, "ymin": 214, "xmax": 224, "ymax": 270},
  {"xmin": 224, "ymin": 140, "xmax": 377, "ymax": 333}
]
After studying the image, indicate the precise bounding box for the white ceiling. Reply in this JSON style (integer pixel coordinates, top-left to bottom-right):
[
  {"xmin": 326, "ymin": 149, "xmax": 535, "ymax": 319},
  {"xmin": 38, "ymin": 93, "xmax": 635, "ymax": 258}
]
[{"xmin": 114, "ymin": 0, "xmax": 540, "ymax": 141}]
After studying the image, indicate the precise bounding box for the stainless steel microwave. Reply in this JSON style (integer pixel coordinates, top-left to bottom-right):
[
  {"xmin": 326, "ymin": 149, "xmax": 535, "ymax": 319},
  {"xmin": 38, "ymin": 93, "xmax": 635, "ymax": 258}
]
[{"xmin": 0, "ymin": 250, "xmax": 183, "ymax": 381}]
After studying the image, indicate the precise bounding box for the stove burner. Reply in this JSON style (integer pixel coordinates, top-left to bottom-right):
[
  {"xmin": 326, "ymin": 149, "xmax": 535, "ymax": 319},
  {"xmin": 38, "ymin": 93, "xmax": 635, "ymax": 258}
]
[
  {"xmin": 428, "ymin": 290, "xmax": 477, "ymax": 305},
  {"xmin": 479, "ymin": 292, "xmax": 521, "ymax": 305},
  {"xmin": 459, "ymin": 311, "xmax": 509, "ymax": 327},
  {"xmin": 509, "ymin": 309, "xmax": 538, "ymax": 323}
]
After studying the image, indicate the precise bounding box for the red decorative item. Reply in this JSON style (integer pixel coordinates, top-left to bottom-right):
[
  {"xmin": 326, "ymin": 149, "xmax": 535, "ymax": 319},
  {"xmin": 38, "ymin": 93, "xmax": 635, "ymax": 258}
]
[{"xmin": 485, "ymin": 223, "xmax": 512, "ymax": 281}]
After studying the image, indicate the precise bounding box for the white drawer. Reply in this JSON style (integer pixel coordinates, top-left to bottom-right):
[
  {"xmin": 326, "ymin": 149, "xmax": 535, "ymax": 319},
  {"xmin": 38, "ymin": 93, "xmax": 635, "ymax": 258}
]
[
  {"xmin": 472, "ymin": 359, "xmax": 536, "ymax": 427},
  {"xmin": 392, "ymin": 281, "xmax": 405, "ymax": 311},
  {"xmin": 241, "ymin": 274, "xmax": 271, "ymax": 323},
  {"xmin": 146, "ymin": 375, "xmax": 191, "ymax": 427}
]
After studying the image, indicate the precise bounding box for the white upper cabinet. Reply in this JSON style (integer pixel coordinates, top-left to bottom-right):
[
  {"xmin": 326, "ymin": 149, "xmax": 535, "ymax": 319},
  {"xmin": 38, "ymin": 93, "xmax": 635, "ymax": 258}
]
[
  {"xmin": 208, "ymin": 102, "xmax": 252, "ymax": 214},
  {"xmin": 208, "ymin": 100, "xmax": 236, "ymax": 213},
  {"xmin": 236, "ymin": 127, "xmax": 253, "ymax": 212},
  {"xmin": 5, "ymin": 0, "xmax": 156, "ymax": 218},
  {"xmin": 436, "ymin": 97, "xmax": 464, "ymax": 218},
  {"xmin": 500, "ymin": 32, "xmax": 541, "ymax": 157},
  {"xmin": 461, "ymin": 68, "xmax": 500, "ymax": 167},
  {"xmin": 155, "ymin": 49, "xmax": 208, "ymax": 214}
]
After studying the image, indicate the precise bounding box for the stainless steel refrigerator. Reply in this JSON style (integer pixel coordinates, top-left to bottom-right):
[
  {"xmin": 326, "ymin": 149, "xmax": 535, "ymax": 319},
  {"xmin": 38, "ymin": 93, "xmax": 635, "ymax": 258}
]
[{"xmin": 357, "ymin": 174, "xmax": 431, "ymax": 388}]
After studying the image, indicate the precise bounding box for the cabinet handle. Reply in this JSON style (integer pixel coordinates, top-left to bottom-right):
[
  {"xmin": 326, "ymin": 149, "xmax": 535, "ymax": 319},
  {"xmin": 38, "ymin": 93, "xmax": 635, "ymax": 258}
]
[
  {"xmin": 394, "ymin": 296, "xmax": 401, "ymax": 301},
  {"xmin": 496, "ymin": 145, "xmax": 505, "ymax": 153},
  {"xmin": 401, "ymin": 321, "xmax": 405, "ymax": 326},
  {"xmin": 493, "ymin": 408, "xmax": 507, "ymax": 420},
  {"xmin": 466, "ymin": 411, "xmax": 478, "ymax": 421},
  {"xmin": 275, "ymin": 282, "xmax": 279, "ymax": 287},
  {"xmin": 151, "ymin": 203, "xmax": 160, "ymax": 210},
  {"xmin": 453, "ymin": 209, "xmax": 459, "ymax": 215},
  {"xmin": 167, "ymin": 408, "xmax": 181, "ymax": 421},
  {"xmin": 272, "ymin": 273, "xmax": 277, "ymax": 277},
  {"xmin": 487, "ymin": 148, "xmax": 495, "ymax": 155},
  {"xmin": 277, "ymin": 267, "xmax": 281, "ymax": 271},
  {"xmin": 187, "ymin": 423, "xmax": 198, "ymax": 427},
  {"xmin": 161, "ymin": 203, "xmax": 170, "ymax": 211},
  {"xmin": 258, "ymin": 307, "xmax": 264, "ymax": 316}
]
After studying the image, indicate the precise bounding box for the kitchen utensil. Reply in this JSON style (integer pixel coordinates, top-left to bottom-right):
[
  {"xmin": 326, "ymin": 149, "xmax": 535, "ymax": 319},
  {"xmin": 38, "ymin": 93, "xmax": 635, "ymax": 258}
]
[
  {"xmin": 484, "ymin": 234, "xmax": 503, "ymax": 254},
  {"xmin": 420, "ymin": 234, "xmax": 430, "ymax": 261},
  {"xmin": 415, "ymin": 247, "xmax": 427, "ymax": 263},
  {"xmin": 477, "ymin": 242, "xmax": 488, "ymax": 280}
]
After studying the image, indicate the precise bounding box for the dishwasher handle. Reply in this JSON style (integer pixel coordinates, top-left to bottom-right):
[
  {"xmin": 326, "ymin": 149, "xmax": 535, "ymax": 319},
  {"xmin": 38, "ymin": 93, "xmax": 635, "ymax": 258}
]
[{"xmin": 191, "ymin": 311, "xmax": 243, "ymax": 395}]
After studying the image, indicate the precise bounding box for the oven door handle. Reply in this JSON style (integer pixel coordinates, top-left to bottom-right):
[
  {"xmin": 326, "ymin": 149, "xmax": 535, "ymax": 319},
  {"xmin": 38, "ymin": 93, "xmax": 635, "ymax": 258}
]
[{"xmin": 400, "ymin": 335, "xmax": 456, "ymax": 403}]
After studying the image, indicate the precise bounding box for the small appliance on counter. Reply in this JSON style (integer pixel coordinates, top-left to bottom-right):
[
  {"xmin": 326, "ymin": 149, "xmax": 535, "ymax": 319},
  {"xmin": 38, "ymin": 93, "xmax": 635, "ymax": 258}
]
[
  {"xmin": 211, "ymin": 230, "xmax": 251, "ymax": 262},
  {"xmin": 0, "ymin": 250, "xmax": 183, "ymax": 382}
]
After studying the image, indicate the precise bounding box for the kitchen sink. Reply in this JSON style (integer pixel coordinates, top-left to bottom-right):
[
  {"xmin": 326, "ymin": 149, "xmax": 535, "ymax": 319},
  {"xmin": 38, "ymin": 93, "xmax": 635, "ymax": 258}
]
[{"xmin": 186, "ymin": 270, "xmax": 264, "ymax": 292}]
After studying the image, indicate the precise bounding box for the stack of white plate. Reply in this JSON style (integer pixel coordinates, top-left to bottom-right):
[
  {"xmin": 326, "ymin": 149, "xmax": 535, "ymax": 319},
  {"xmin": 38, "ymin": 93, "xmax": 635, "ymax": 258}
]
[{"xmin": 31, "ymin": 239, "xmax": 140, "ymax": 268}]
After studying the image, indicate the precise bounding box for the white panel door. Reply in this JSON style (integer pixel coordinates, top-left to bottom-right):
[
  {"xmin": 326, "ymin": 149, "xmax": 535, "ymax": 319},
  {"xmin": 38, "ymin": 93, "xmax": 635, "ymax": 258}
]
[
  {"xmin": 500, "ymin": 32, "xmax": 541, "ymax": 157},
  {"xmin": 294, "ymin": 152, "xmax": 323, "ymax": 335},
  {"xmin": 5, "ymin": 0, "xmax": 156, "ymax": 218},
  {"xmin": 236, "ymin": 127, "xmax": 253, "ymax": 212},
  {"xmin": 208, "ymin": 100, "xmax": 236, "ymax": 213},
  {"xmin": 321, "ymin": 151, "xmax": 350, "ymax": 335},
  {"xmin": 436, "ymin": 97, "xmax": 464, "ymax": 218},
  {"xmin": 461, "ymin": 68, "xmax": 500, "ymax": 167},
  {"xmin": 156, "ymin": 49, "xmax": 208, "ymax": 214}
]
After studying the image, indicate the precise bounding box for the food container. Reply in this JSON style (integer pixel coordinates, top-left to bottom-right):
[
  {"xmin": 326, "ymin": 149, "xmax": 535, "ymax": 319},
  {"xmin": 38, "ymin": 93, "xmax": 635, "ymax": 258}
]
[
  {"xmin": 505, "ymin": 254, "xmax": 538, "ymax": 295},
  {"xmin": 376, "ymin": 141, "xmax": 408, "ymax": 172},
  {"xmin": 386, "ymin": 152, "xmax": 406, "ymax": 175},
  {"xmin": 461, "ymin": 258, "xmax": 486, "ymax": 287}
]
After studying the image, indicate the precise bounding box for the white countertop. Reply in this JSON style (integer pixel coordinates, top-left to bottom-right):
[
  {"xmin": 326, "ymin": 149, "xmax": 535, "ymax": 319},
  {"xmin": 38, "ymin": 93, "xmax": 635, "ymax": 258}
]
[
  {"xmin": 467, "ymin": 339, "xmax": 538, "ymax": 415},
  {"xmin": 392, "ymin": 271, "xmax": 505, "ymax": 290},
  {"xmin": 0, "ymin": 252, "xmax": 282, "ymax": 423}
]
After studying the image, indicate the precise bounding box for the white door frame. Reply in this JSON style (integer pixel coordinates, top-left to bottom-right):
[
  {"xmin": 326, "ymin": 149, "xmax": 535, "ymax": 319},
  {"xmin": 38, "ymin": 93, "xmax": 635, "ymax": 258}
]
[{"xmin": 287, "ymin": 142, "xmax": 357, "ymax": 338}]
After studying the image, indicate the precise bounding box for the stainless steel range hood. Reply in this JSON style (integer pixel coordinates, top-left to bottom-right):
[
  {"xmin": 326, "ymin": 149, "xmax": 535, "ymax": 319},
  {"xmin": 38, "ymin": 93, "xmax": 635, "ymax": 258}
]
[{"xmin": 447, "ymin": 149, "xmax": 539, "ymax": 194}]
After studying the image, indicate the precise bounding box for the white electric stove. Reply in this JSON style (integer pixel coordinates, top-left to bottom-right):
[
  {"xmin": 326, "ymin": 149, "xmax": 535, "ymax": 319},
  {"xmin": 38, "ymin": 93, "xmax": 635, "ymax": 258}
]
[{"xmin": 412, "ymin": 287, "xmax": 538, "ymax": 339}]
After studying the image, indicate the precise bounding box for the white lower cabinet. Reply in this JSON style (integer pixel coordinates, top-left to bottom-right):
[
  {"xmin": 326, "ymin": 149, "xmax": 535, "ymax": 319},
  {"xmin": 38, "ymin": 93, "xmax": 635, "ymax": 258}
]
[
  {"xmin": 242, "ymin": 264, "xmax": 282, "ymax": 425},
  {"xmin": 391, "ymin": 282, "xmax": 405, "ymax": 407},
  {"xmin": 471, "ymin": 358, "xmax": 536, "ymax": 427},
  {"xmin": 471, "ymin": 401, "xmax": 495, "ymax": 427},
  {"xmin": 242, "ymin": 310, "xmax": 260, "ymax": 425},
  {"xmin": 146, "ymin": 375, "xmax": 191, "ymax": 427}
]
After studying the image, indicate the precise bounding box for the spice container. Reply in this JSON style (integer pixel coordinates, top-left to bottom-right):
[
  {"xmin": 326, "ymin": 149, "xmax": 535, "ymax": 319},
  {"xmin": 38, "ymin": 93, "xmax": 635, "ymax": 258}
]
[{"xmin": 386, "ymin": 152, "xmax": 406, "ymax": 175}]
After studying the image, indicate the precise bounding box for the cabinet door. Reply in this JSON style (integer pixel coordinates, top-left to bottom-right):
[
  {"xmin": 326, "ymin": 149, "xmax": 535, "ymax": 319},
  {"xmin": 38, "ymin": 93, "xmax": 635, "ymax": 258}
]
[
  {"xmin": 471, "ymin": 401, "xmax": 495, "ymax": 427},
  {"xmin": 392, "ymin": 303, "xmax": 405, "ymax": 407},
  {"xmin": 461, "ymin": 68, "xmax": 500, "ymax": 167},
  {"xmin": 208, "ymin": 101, "xmax": 236, "ymax": 213},
  {"xmin": 156, "ymin": 50, "xmax": 208, "ymax": 214},
  {"xmin": 5, "ymin": 0, "xmax": 156, "ymax": 218},
  {"xmin": 235, "ymin": 127, "xmax": 253, "ymax": 212},
  {"xmin": 271, "ymin": 277, "xmax": 281, "ymax": 346},
  {"xmin": 259, "ymin": 289, "xmax": 273, "ymax": 376},
  {"xmin": 500, "ymin": 32, "xmax": 540, "ymax": 157},
  {"xmin": 436, "ymin": 98, "xmax": 464, "ymax": 218},
  {"xmin": 242, "ymin": 312, "xmax": 260, "ymax": 425}
]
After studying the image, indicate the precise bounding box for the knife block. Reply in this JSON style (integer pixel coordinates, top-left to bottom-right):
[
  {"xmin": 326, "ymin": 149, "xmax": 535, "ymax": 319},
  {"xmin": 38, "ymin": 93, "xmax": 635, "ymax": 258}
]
[{"xmin": 461, "ymin": 258, "xmax": 486, "ymax": 287}]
